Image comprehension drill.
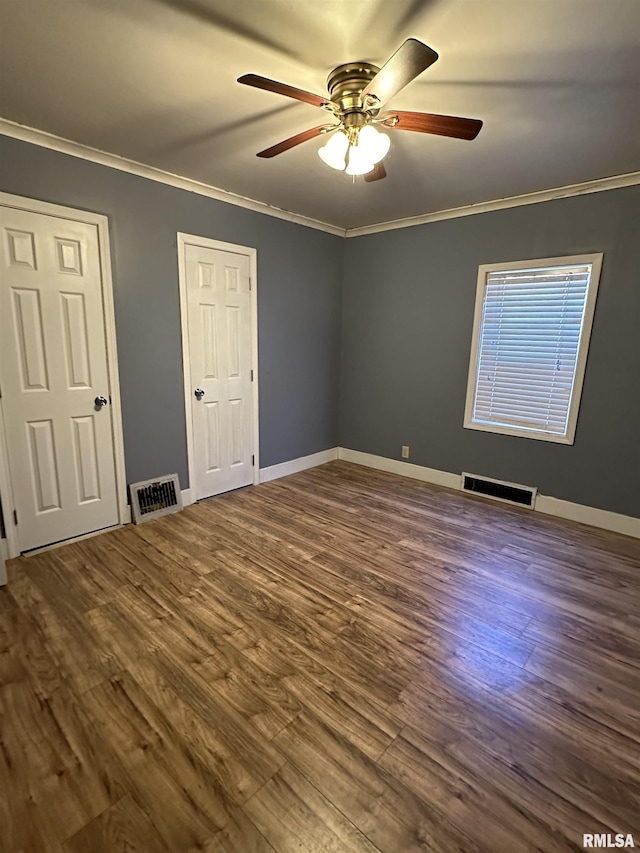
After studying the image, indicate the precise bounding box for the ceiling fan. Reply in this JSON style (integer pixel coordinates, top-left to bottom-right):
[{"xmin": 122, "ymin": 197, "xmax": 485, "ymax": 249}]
[{"xmin": 238, "ymin": 38, "xmax": 483, "ymax": 181}]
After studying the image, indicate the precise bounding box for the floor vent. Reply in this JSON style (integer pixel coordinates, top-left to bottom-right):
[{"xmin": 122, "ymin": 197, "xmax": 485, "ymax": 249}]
[
  {"xmin": 130, "ymin": 474, "xmax": 182, "ymax": 524},
  {"xmin": 461, "ymin": 472, "xmax": 537, "ymax": 508}
]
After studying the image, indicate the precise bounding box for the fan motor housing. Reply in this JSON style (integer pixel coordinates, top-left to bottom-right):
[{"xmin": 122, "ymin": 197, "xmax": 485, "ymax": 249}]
[{"xmin": 327, "ymin": 62, "xmax": 380, "ymax": 114}]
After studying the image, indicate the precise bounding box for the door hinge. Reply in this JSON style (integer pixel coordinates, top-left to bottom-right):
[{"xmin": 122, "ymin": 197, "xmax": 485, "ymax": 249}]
[
  {"xmin": 249, "ymin": 277, "xmax": 252, "ymax": 290},
  {"xmin": 251, "ymin": 369, "xmax": 254, "ymax": 381},
  {"xmin": 252, "ymin": 455, "xmax": 255, "ymax": 466},
  {"xmin": 13, "ymin": 510, "xmax": 18, "ymax": 525}
]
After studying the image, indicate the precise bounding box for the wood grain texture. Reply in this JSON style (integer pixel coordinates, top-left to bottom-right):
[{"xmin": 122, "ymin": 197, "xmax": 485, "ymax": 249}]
[
  {"xmin": 1, "ymin": 460, "xmax": 639, "ymax": 852},
  {"xmin": 64, "ymin": 795, "xmax": 171, "ymax": 853}
]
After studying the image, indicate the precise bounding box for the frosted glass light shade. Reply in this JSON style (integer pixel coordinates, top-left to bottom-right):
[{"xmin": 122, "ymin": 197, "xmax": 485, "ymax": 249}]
[
  {"xmin": 345, "ymin": 144, "xmax": 374, "ymax": 176},
  {"xmin": 358, "ymin": 125, "xmax": 391, "ymax": 164},
  {"xmin": 319, "ymin": 125, "xmax": 390, "ymax": 176},
  {"xmin": 318, "ymin": 130, "xmax": 349, "ymax": 170}
]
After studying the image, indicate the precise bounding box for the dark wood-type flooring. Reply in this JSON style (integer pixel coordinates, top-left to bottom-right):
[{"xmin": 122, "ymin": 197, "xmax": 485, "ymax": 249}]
[{"xmin": 1, "ymin": 461, "xmax": 639, "ymax": 852}]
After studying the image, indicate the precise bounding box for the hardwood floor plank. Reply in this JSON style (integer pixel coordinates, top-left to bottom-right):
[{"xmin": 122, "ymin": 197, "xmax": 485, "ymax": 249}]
[
  {"xmin": 391, "ymin": 666, "xmax": 640, "ymax": 778},
  {"xmin": 510, "ymin": 679, "xmax": 640, "ymax": 774},
  {"xmin": 81, "ymin": 672, "xmax": 242, "ymax": 851},
  {"xmin": 0, "ymin": 589, "xmax": 30, "ymax": 688},
  {"xmin": 474, "ymin": 567, "xmax": 637, "ymax": 633},
  {"xmin": 206, "ymin": 808, "xmax": 278, "ymax": 853},
  {"xmin": 8, "ymin": 569, "xmax": 123, "ymax": 695},
  {"xmin": 378, "ymin": 725, "xmax": 583, "ymax": 852},
  {"xmin": 64, "ymin": 794, "xmax": 172, "ymax": 853},
  {"xmin": 74, "ymin": 534, "xmax": 149, "ymax": 589},
  {"xmin": 125, "ymin": 583, "xmax": 305, "ymax": 740},
  {"xmin": 307, "ymin": 547, "xmax": 533, "ymax": 637},
  {"xmin": 273, "ymin": 709, "xmax": 476, "ymax": 853},
  {"xmin": 281, "ymin": 670, "xmax": 402, "ymax": 761},
  {"xmin": 152, "ymin": 537, "xmax": 413, "ymax": 706},
  {"xmin": 525, "ymin": 645, "xmax": 640, "ymax": 725},
  {"xmin": 108, "ymin": 527, "xmax": 204, "ymax": 596},
  {"xmin": 245, "ymin": 761, "xmax": 383, "ymax": 853},
  {"xmin": 525, "ymin": 557, "xmax": 640, "ymax": 605},
  {"xmin": 387, "ymin": 691, "xmax": 640, "ymax": 838},
  {"xmin": 23, "ymin": 550, "xmax": 111, "ymax": 615},
  {"xmin": 0, "ymin": 677, "xmax": 123, "ymax": 847},
  {"xmin": 115, "ymin": 586, "xmax": 301, "ymax": 742},
  {"xmin": 522, "ymin": 613, "xmax": 640, "ymax": 673},
  {"xmin": 87, "ymin": 602, "xmax": 286, "ymax": 803}
]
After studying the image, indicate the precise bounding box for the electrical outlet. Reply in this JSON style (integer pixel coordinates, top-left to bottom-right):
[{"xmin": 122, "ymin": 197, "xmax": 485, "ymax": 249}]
[{"xmin": 401, "ymin": 445, "xmax": 410, "ymax": 459}]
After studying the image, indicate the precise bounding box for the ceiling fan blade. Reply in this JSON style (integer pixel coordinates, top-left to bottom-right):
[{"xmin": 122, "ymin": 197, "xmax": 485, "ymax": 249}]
[
  {"xmin": 257, "ymin": 125, "xmax": 330, "ymax": 158},
  {"xmin": 385, "ymin": 110, "xmax": 483, "ymax": 140},
  {"xmin": 364, "ymin": 162, "xmax": 387, "ymax": 182},
  {"xmin": 238, "ymin": 74, "xmax": 329, "ymax": 108},
  {"xmin": 360, "ymin": 39, "xmax": 438, "ymax": 107}
]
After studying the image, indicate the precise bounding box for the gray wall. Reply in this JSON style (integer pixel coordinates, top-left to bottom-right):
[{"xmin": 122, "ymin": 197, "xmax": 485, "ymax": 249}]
[
  {"xmin": 0, "ymin": 135, "xmax": 343, "ymax": 489},
  {"xmin": 340, "ymin": 185, "xmax": 640, "ymax": 518}
]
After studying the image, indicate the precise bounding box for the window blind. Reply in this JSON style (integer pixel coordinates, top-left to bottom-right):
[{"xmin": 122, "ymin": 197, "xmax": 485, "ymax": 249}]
[{"xmin": 471, "ymin": 263, "xmax": 593, "ymax": 437}]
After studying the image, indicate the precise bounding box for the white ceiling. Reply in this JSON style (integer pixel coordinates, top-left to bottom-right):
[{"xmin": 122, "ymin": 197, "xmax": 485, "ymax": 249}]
[{"xmin": 1, "ymin": 0, "xmax": 639, "ymax": 229}]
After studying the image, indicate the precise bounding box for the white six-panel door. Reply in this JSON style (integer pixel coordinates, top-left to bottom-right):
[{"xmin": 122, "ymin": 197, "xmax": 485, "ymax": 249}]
[
  {"xmin": 0, "ymin": 205, "xmax": 120, "ymax": 551},
  {"xmin": 184, "ymin": 242, "xmax": 255, "ymax": 500}
]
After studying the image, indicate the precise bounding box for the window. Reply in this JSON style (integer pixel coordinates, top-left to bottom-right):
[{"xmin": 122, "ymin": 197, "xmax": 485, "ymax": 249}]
[{"xmin": 464, "ymin": 253, "xmax": 603, "ymax": 444}]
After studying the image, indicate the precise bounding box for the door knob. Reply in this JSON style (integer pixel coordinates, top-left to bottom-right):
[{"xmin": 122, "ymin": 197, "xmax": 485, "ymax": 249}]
[
  {"xmin": 94, "ymin": 395, "xmax": 108, "ymax": 409},
  {"xmin": 194, "ymin": 388, "xmax": 205, "ymax": 401}
]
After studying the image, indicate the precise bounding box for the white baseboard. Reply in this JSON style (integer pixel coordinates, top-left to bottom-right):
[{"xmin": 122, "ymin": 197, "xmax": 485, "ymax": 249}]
[
  {"xmin": 535, "ymin": 494, "xmax": 640, "ymax": 539},
  {"xmin": 338, "ymin": 448, "xmax": 460, "ymax": 489},
  {"xmin": 338, "ymin": 447, "xmax": 640, "ymax": 539},
  {"xmin": 259, "ymin": 448, "xmax": 339, "ymax": 483}
]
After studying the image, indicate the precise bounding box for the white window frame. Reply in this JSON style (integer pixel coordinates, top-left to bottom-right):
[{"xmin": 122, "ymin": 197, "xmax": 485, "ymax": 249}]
[{"xmin": 464, "ymin": 253, "xmax": 603, "ymax": 445}]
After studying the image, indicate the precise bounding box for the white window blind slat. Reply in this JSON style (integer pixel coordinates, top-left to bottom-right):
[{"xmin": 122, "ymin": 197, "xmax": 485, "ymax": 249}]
[{"xmin": 469, "ymin": 261, "xmax": 595, "ymax": 438}]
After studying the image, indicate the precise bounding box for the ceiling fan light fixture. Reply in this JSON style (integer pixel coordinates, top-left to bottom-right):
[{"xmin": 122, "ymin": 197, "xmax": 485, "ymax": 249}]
[
  {"xmin": 241, "ymin": 39, "xmax": 482, "ymax": 181},
  {"xmin": 318, "ymin": 129, "xmax": 349, "ymax": 170}
]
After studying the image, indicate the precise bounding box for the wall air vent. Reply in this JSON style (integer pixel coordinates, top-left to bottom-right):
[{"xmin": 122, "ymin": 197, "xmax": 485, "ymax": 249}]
[
  {"xmin": 130, "ymin": 474, "xmax": 182, "ymax": 524},
  {"xmin": 461, "ymin": 472, "xmax": 537, "ymax": 508}
]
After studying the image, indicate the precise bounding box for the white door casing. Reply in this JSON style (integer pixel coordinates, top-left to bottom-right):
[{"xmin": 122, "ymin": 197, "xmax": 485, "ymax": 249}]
[
  {"xmin": 0, "ymin": 194, "xmax": 126, "ymax": 555},
  {"xmin": 178, "ymin": 234, "xmax": 258, "ymax": 501}
]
